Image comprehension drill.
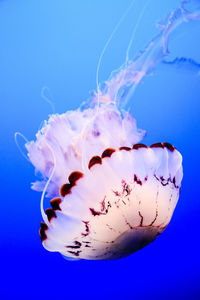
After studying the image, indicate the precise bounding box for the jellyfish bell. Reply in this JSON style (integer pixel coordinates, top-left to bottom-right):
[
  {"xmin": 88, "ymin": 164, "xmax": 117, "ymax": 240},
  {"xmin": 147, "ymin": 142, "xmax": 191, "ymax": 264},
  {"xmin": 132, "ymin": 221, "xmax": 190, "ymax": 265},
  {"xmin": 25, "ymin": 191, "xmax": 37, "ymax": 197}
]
[
  {"xmin": 26, "ymin": 102, "xmax": 182, "ymax": 260},
  {"xmin": 41, "ymin": 141, "xmax": 182, "ymax": 261},
  {"xmin": 24, "ymin": 0, "xmax": 200, "ymax": 260}
]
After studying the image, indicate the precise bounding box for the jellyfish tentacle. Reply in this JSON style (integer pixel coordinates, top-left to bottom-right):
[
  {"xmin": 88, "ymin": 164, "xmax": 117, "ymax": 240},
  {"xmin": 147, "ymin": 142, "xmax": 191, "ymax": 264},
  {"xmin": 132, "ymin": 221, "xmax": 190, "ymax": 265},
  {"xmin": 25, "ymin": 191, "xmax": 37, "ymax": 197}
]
[
  {"xmin": 40, "ymin": 142, "xmax": 57, "ymax": 223},
  {"xmin": 95, "ymin": 0, "xmax": 200, "ymax": 109},
  {"xmin": 125, "ymin": 0, "xmax": 152, "ymax": 64},
  {"xmin": 96, "ymin": 0, "xmax": 137, "ymax": 109},
  {"xmin": 78, "ymin": 102, "xmax": 145, "ymax": 177},
  {"xmin": 161, "ymin": 56, "xmax": 200, "ymax": 74},
  {"xmin": 41, "ymin": 86, "xmax": 55, "ymax": 114},
  {"xmin": 26, "ymin": 104, "xmax": 144, "ymax": 198},
  {"xmin": 14, "ymin": 132, "xmax": 30, "ymax": 163}
]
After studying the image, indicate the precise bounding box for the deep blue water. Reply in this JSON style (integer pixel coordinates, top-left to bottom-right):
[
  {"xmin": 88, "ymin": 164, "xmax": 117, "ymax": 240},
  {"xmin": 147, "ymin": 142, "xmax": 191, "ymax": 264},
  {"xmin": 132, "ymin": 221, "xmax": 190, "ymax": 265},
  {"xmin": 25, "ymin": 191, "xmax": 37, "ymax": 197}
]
[{"xmin": 1, "ymin": 0, "xmax": 200, "ymax": 299}]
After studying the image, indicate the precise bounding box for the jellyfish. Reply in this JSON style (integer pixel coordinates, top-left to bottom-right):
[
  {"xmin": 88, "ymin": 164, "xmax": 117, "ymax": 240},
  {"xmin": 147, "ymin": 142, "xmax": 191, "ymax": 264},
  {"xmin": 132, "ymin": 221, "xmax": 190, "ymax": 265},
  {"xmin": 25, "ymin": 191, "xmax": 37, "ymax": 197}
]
[{"xmin": 24, "ymin": 0, "xmax": 200, "ymax": 260}]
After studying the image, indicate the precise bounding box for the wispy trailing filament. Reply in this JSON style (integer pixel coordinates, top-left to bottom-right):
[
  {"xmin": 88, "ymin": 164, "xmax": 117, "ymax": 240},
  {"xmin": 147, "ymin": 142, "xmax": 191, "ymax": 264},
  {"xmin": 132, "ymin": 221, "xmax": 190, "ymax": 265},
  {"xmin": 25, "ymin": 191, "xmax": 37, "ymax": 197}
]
[{"xmin": 91, "ymin": 0, "xmax": 200, "ymax": 108}]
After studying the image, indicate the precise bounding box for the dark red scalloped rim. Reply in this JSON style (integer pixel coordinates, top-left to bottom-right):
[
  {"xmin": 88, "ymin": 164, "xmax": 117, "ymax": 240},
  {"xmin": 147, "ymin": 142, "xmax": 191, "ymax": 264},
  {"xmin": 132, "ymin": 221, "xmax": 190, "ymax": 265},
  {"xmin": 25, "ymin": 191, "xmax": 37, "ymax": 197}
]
[
  {"xmin": 150, "ymin": 142, "xmax": 164, "ymax": 149},
  {"xmin": 39, "ymin": 222, "xmax": 48, "ymax": 242},
  {"xmin": 101, "ymin": 148, "xmax": 116, "ymax": 158},
  {"xmin": 59, "ymin": 171, "xmax": 83, "ymax": 197},
  {"xmin": 88, "ymin": 156, "xmax": 102, "ymax": 169},
  {"xmin": 133, "ymin": 143, "xmax": 148, "ymax": 150},
  {"xmin": 119, "ymin": 146, "xmax": 131, "ymax": 151},
  {"xmin": 45, "ymin": 208, "xmax": 56, "ymax": 222},
  {"xmin": 163, "ymin": 142, "xmax": 175, "ymax": 152},
  {"xmin": 50, "ymin": 197, "xmax": 62, "ymax": 211},
  {"xmin": 39, "ymin": 142, "xmax": 175, "ymax": 242}
]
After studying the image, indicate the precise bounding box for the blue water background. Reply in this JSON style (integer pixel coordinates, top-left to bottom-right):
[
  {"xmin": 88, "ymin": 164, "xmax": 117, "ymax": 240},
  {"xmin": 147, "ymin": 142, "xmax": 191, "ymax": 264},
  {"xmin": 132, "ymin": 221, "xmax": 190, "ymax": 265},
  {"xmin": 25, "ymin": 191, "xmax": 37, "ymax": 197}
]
[{"xmin": 1, "ymin": 0, "xmax": 200, "ymax": 299}]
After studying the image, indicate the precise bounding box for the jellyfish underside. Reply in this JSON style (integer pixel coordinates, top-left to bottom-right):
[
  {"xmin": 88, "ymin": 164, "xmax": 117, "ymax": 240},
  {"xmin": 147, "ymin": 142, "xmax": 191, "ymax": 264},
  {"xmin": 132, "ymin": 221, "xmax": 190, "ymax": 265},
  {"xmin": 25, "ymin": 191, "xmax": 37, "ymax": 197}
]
[{"xmin": 25, "ymin": 0, "xmax": 200, "ymax": 260}]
